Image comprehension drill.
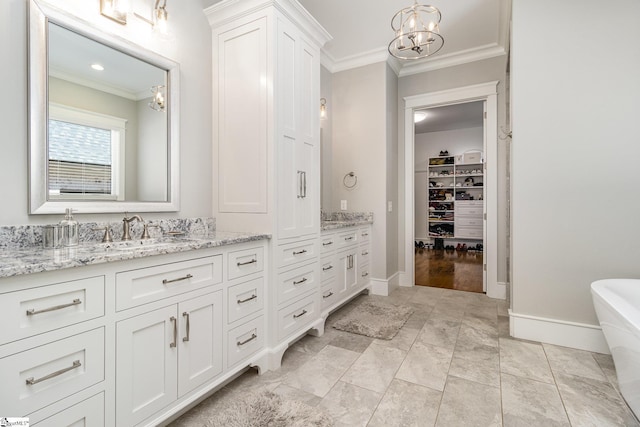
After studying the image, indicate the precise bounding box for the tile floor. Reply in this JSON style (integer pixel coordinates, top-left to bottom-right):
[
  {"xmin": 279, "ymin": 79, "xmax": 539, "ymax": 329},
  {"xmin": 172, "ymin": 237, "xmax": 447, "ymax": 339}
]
[{"xmin": 170, "ymin": 286, "xmax": 639, "ymax": 427}]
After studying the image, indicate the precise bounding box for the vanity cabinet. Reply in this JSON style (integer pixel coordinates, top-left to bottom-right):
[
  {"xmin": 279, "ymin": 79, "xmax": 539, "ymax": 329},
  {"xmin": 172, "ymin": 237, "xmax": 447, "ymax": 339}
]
[
  {"xmin": 0, "ymin": 239, "xmax": 268, "ymax": 427},
  {"xmin": 320, "ymin": 225, "xmax": 372, "ymax": 314}
]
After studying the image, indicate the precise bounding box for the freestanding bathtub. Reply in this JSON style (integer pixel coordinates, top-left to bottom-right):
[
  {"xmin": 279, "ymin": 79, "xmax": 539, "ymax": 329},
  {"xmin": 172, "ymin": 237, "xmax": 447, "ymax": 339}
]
[{"xmin": 591, "ymin": 279, "xmax": 640, "ymax": 418}]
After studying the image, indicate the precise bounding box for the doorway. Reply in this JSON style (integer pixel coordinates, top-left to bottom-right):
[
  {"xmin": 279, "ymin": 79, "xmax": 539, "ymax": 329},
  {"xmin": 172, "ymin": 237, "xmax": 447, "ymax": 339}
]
[
  {"xmin": 402, "ymin": 82, "xmax": 504, "ymax": 299},
  {"xmin": 414, "ymin": 101, "xmax": 485, "ymax": 292}
]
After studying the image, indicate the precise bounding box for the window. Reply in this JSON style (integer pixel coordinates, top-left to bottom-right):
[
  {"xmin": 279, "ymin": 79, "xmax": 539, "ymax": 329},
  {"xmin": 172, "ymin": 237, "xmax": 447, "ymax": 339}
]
[{"xmin": 48, "ymin": 104, "xmax": 126, "ymax": 200}]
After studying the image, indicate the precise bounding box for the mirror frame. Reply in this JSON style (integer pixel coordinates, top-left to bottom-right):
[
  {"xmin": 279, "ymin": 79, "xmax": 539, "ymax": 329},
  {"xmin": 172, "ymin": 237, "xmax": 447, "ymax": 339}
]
[{"xmin": 29, "ymin": 0, "xmax": 180, "ymax": 214}]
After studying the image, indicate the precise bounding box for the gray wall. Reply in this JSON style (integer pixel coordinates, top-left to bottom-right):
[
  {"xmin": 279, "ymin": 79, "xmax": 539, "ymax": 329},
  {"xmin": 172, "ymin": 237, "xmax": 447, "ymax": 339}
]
[
  {"xmin": 320, "ymin": 65, "xmax": 333, "ymax": 212},
  {"xmin": 0, "ymin": 0, "xmax": 212, "ymax": 224},
  {"xmin": 511, "ymin": 0, "xmax": 640, "ymax": 324},
  {"xmin": 398, "ymin": 56, "xmax": 509, "ymax": 284},
  {"xmin": 385, "ymin": 63, "xmax": 399, "ymax": 277}
]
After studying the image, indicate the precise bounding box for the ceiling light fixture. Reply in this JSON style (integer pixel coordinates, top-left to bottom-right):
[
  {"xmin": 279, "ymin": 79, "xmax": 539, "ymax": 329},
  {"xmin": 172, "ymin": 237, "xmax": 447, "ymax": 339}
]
[
  {"xmin": 388, "ymin": 1, "xmax": 444, "ymax": 60},
  {"xmin": 414, "ymin": 111, "xmax": 428, "ymax": 123},
  {"xmin": 91, "ymin": 64, "xmax": 105, "ymax": 71}
]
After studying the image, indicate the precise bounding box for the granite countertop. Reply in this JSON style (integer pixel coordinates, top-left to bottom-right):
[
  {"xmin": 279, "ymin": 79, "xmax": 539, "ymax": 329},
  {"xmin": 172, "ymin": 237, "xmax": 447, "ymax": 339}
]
[
  {"xmin": 0, "ymin": 231, "xmax": 270, "ymax": 279},
  {"xmin": 321, "ymin": 219, "xmax": 373, "ymax": 231}
]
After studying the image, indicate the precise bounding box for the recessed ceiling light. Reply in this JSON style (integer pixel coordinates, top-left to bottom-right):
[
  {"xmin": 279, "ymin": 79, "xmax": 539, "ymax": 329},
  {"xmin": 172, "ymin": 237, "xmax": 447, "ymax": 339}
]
[
  {"xmin": 414, "ymin": 111, "xmax": 428, "ymax": 123},
  {"xmin": 91, "ymin": 64, "xmax": 105, "ymax": 71}
]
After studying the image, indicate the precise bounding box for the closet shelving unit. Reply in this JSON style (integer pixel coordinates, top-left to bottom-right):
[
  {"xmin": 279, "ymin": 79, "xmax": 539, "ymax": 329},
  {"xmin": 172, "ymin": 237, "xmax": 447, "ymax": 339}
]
[{"xmin": 428, "ymin": 155, "xmax": 484, "ymax": 239}]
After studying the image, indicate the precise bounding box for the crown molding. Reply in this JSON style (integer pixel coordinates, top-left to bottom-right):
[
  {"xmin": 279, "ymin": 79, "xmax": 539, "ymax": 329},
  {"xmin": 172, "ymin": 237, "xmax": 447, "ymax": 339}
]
[{"xmin": 398, "ymin": 43, "xmax": 507, "ymax": 77}]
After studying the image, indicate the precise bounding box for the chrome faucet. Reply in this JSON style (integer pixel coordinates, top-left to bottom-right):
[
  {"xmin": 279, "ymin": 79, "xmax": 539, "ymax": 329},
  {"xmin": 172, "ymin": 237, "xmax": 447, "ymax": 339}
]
[{"xmin": 122, "ymin": 213, "xmax": 143, "ymax": 241}]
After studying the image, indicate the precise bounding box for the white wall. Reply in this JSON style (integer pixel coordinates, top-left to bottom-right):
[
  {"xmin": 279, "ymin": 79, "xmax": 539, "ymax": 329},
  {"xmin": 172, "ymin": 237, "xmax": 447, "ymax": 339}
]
[
  {"xmin": 320, "ymin": 65, "xmax": 333, "ymax": 212},
  {"xmin": 0, "ymin": 0, "xmax": 212, "ymax": 224},
  {"xmin": 511, "ymin": 0, "xmax": 640, "ymax": 326},
  {"xmin": 385, "ymin": 63, "xmax": 399, "ymax": 276},
  {"xmin": 137, "ymin": 97, "xmax": 168, "ymax": 201},
  {"xmin": 414, "ymin": 126, "xmax": 483, "ymax": 239},
  {"xmin": 398, "ymin": 56, "xmax": 508, "ymax": 283}
]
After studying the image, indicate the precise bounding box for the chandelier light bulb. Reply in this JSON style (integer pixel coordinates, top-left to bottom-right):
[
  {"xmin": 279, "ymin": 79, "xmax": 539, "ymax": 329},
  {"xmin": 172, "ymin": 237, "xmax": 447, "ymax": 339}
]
[{"xmin": 388, "ymin": 2, "xmax": 444, "ymax": 60}]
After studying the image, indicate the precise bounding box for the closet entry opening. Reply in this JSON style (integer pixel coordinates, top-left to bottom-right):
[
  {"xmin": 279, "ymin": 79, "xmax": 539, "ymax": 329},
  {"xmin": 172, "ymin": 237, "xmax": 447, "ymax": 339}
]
[{"xmin": 414, "ymin": 101, "xmax": 486, "ymax": 293}]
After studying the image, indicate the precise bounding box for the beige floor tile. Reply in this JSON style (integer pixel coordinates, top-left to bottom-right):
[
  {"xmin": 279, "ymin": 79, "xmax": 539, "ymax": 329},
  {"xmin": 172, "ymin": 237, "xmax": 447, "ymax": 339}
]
[
  {"xmin": 395, "ymin": 341, "xmax": 453, "ymax": 391},
  {"xmin": 555, "ymin": 372, "xmax": 639, "ymax": 426},
  {"xmin": 272, "ymin": 383, "xmax": 322, "ymax": 406},
  {"xmin": 283, "ymin": 345, "xmax": 360, "ymax": 397},
  {"xmin": 328, "ymin": 330, "xmax": 374, "ymax": 353},
  {"xmin": 318, "ymin": 381, "xmax": 382, "ymax": 427},
  {"xmin": 501, "ymin": 373, "xmax": 570, "ymax": 427},
  {"xmin": 341, "ymin": 343, "xmax": 406, "ymax": 393},
  {"xmin": 543, "ymin": 343, "xmax": 608, "ymax": 382},
  {"xmin": 458, "ymin": 322, "xmax": 498, "ymax": 347},
  {"xmin": 593, "ymin": 352, "xmax": 620, "ymax": 392},
  {"xmin": 435, "ymin": 376, "xmax": 502, "ymax": 426},
  {"xmin": 500, "ymin": 338, "xmax": 554, "ymax": 384},
  {"xmin": 368, "ymin": 379, "xmax": 441, "ymax": 427},
  {"xmin": 373, "ymin": 326, "xmax": 420, "ymax": 351},
  {"xmin": 449, "ymin": 338, "xmax": 500, "ymax": 387},
  {"xmin": 415, "ymin": 315, "xmax": 461, "ymax": 350}
]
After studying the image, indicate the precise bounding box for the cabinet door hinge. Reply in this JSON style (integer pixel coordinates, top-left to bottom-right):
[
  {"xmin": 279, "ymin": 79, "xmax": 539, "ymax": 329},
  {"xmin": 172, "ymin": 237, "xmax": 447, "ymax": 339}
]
[
  {"xmin": 484, "ymin": 111, "xmax": 487, "ymax": 119},
  {"xmin": 483, "ymin": 264, "xmax": 487, "ymax": 271},
  {"xmin": 484, "ymin": 213, "xmax": 487, "ymax": 220}
]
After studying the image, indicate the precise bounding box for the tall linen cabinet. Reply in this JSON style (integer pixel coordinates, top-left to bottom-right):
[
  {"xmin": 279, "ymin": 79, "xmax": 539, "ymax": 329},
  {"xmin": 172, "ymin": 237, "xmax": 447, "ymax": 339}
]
[{"xmin": 206, "ymin": 0, "xmax": 331, "ymax": 368}]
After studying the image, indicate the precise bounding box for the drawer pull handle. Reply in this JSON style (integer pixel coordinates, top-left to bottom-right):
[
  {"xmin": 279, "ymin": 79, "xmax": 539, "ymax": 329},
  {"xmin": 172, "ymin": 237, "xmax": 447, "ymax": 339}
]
[
  {"xmin": 237, "ymin": 294, "xmax": 257, "ymax": 304},
  {"xmin": 163, "ymin": 274, "xmax": 193, "ymax": 285},
  {"xmin": 26, "ymin": 298, "xmax": 82, "ymax": 316},
  {"xmin": 345, "ymin": 237, "xmax": 354, "ymax": 241},
  {"xmin": 323, "ymin": 292, "xmax": 334, "ymax": 299},
  {"xmin": 237, "ymin": 259, "xmax": 257, "ymax": 267},
  {"xmin": 293, "ymin": 277, "xmax": 308, "ymax": 285},
  {"xmin": 362, "ymin": 251, "xmax": 369, "ymax": 256},
  {"xmin": 26, "ymin": 360, "xmax": 81, "ymax": 385},
  {"xmin": 362, "ymin": 233, "xmax": 369, "ymax": 237},
  {"xmin": 322, "ymin": 265, "xmax": 333, "ymax": 271},
  {"xmin": 292, "ymin": 249, "xmax": 307, "ymax": 255},
  {"xmin": 322, "ymin": 242, "xmax": 333, "ymax": 246},
  {"xmin": 237, "ymin": 333, "xmax": 257, "ymax": 346},
  {"xmin": 293, "ymin": 310, "xmax": 308, "ymax": 319},
  {"xmin": 170, "ymin": 316, "xmax": 177, "ymax": 348},
  {"xmin": 362, "ymin": 272, "xmax": 369, "ymax": 278},
  {"xmin": 182, "ymin": 312, "xmax": 190, "ymax": 342}
]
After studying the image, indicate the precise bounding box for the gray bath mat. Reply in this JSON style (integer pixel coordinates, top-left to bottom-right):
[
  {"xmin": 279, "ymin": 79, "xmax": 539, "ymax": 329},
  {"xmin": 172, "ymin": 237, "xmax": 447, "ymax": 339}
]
[
  {"xmin": 332, "ymin": 296, "xmax": 414, "ymax": 340},
  {"xmin": 205, "ymin": 390, "xmax": 333, "ymax": 427}
]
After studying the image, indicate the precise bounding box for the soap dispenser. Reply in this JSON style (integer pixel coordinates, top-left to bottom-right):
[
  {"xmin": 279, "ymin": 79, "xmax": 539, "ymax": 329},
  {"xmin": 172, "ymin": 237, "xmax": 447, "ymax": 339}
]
[{"xmin": 60, "ymin": 208, "xmax": 79, "ymax": 247}]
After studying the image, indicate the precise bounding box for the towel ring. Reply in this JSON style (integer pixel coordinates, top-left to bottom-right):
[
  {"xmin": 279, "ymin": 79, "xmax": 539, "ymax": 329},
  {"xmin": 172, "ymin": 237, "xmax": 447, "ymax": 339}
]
[{"xmin": 343, "ymin": 172, "xmax": 357, "ymax": 189}]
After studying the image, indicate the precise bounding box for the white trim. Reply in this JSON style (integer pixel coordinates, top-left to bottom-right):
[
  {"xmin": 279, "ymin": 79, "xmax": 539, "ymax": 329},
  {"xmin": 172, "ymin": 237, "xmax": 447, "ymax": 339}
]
[
  {"xmin": 370, "ymin": 272, "xmax": 400, "ymax": 296},
  {"xmin": 399, "ymin": 43, "xmax": 506, "ymax": 78},
  {"xmin": 509, "ymin": 310, "xmax": 610, "ymax": 354},
  {"xmin": 402, "ymin": 82, "xmax": 502, "ymax": 299}
]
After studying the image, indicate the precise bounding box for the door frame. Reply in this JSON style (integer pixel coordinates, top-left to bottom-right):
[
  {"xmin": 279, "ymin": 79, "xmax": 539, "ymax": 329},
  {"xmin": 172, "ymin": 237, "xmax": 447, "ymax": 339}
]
[{"xmin": 402, "ymin": 81, "xmax": 504, "ymax": 299}]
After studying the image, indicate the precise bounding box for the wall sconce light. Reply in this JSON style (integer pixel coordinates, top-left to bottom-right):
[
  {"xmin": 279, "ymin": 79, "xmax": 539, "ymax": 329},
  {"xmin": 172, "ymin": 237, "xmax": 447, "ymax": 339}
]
[
  {"xmin": 100, "ymin": 0, "xmax": 128, "ymax": 25},
  {"xmin": 320, "ymin": 98, "xmax": 327, "ymax": 119},
  {"xmin": 148, "ymin": 85, "xmax": 166, "ymax": 112},
  {"xmin": 154, "ymin": 0, "xmax": 169, "ymax": 35}
]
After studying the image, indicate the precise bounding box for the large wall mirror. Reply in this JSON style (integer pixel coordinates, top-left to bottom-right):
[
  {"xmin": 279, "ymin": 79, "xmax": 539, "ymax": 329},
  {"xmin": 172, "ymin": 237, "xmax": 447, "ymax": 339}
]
[{"xmin": 29, "ymin": 0, "xmax": 180, "ymax": 214}]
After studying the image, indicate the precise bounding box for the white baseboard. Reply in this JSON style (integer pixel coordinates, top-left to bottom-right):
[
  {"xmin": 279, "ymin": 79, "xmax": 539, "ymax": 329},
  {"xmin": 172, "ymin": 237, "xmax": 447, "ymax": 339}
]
[
  {"xmin": 398, "ymin": 271, "xmax": 413, "ymax": 287},
  {"xmin": 509, "ymin": 310, "xmax": 610, "ymax": 354},
  {"xmin": 370, "ymin": 272, "xmax": 401, "ymax": 296}
]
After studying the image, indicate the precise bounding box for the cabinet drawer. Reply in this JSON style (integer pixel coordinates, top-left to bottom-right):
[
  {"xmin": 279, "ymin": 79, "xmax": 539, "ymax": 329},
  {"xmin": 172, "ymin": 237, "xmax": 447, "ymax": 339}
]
[
  {"xmin": 228, "ymin": 246, "xmax": 264, "ymax": 281},
  {"xmin": 227, "ymin": 316, "xmax": 264, "ymax": 368},
  {"xmin": 336, "ymin": 229, "xmax": 358, "ymax": 249},
  {"xmin": 277, "ymin": 294, "xmax": 318, "ymax": 342},
  {"xmin": 321, "ymin": 282, "xmax": 338, "ymax": 310},
  {"xmin": 116, "ymin": 256, "xmax": 222, "ymax": 311},
  {"xmin": 321, "ymin": 256, "xmax": 336, "ymax": 282},
  {"xmin": 320, "ymin": 234, "xmax": 336, "ymax": 254},
  {"xmin": 455, "ymin": 202, "xmax": 483, "ymax": 217},
  {"xmin": 359, "ymin": 246, "xmax": 370, "ymax": 265},
  {"xmin": 277, "ymin": 262, "xmax": 318, "ymax": 305},
  {"xmin": 456, "ymin": 226, "xmax": 483, "ymax": 239},
  {"xmin": 0, "ymin": 328, "xmax": 104, "ymax": 416},
  {"xmin": 1, "ymin": 276, "xmax": 104, "ymax": 345},
  {"xmin": 227, "ymin": 277, "xmax": 264, "ymax": 324},
  {"xmin": 33, "ymin": 392, "xmax": 104, "ymax": 427},
  {"xmin": 276, "ymin": 239, "xmax": 318, "ymax": 269},
  {"xmin": 455, "ymin": 217, "xmax": 483, "ymax": 227},
  {"xmin": 359, "ymin": 264, "xmax": 371, "ymax": 286},
  {"xmin": 359, "ymin": 227, "xmax": 371, "ymax": 244}
]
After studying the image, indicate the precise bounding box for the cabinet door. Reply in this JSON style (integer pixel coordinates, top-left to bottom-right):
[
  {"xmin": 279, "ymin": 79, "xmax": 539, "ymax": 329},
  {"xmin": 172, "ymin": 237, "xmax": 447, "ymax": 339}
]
[
  {"xmin": 336, "ymin": 249, "xmax": 357, "ymax": 299},
  {"xmin": 116, "ymin": 306, "xmax": 177, "ymax": 427},
  {"xmin": 178, "ymin": 291, "xmax": 223, "ymax": 397}
]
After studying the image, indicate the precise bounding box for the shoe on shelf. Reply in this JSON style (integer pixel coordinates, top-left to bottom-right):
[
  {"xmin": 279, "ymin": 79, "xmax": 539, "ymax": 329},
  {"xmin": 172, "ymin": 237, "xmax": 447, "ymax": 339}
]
[
  {"xmin": 443, "ymin": 150, "xmax": 449, "ymax": 156},
  {"xmin": 462, "ymin": 244, "xmax": 467, "ymax": 251},
  {"xmin": 439, "ymin": 151, "xmax": 445, "ymax": 156}
]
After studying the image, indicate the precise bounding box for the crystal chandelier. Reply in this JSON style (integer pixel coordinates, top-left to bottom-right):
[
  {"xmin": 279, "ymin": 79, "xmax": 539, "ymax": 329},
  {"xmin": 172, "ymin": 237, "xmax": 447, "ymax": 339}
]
[{"xmin": 388, "ymin": 1, "xmax": 444, "ymax": 60}]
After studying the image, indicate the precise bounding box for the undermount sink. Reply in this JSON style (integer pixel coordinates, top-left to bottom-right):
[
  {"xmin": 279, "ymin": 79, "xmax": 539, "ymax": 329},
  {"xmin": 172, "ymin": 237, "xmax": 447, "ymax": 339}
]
[{"xmin": 98, "ymin": 239, "xmax": 170, "ymax": 251}]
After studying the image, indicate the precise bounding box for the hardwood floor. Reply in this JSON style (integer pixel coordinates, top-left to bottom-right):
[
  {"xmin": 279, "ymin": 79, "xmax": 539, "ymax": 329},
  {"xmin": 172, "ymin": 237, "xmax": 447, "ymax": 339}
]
[{"xmin": 415, "ymin": 247, "xmax": 484, "ymax": 293}]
